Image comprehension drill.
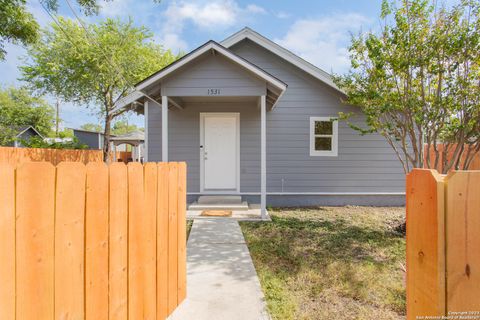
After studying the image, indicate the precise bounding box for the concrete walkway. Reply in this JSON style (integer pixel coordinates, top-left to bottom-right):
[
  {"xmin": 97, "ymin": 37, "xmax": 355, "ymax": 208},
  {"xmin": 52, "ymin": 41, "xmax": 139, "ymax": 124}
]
[{"xmin": 169, "ymin": 218, "xmax": 270, "ymax": 320}]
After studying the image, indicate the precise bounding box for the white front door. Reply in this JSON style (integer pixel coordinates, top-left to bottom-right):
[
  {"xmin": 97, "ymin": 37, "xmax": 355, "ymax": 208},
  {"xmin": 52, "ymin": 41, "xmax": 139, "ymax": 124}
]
[{"xmin": 200, "ymin": 113, "xmax": 240, "ymax": 191}]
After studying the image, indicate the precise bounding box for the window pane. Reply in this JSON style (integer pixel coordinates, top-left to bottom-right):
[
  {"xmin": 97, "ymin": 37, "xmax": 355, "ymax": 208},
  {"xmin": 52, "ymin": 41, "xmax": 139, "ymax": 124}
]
[
  {"xmin": 315, "ymin": 137, "xmax": 332, "ymax": 151},
  {"xmin": 315, "ymin": 121, "xmax": 333, "ymax": 134}
]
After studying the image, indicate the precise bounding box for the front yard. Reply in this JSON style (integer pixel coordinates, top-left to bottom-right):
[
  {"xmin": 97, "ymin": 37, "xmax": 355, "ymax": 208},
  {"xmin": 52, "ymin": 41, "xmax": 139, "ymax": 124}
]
[{"xmin": 240, "ymin": 206, "xmax": 406, "ymax": 320}]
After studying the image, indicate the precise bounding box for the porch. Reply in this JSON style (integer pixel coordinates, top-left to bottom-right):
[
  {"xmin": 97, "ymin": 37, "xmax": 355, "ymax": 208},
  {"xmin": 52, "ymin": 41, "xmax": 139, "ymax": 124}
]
[
  {"xmin": 145, "ymin": 95, "xmax": 271, "ymax": 219},
  {"xmin": 117, "ymin": 41, "xmax": 288, "ymax": 219}
]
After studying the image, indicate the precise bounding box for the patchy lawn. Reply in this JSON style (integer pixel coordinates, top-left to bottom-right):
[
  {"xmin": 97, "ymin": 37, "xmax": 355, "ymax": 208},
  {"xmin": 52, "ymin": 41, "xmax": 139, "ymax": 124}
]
[{"xmin": 240, "ymin": 206, "xmax": 406, "ymax": 320}]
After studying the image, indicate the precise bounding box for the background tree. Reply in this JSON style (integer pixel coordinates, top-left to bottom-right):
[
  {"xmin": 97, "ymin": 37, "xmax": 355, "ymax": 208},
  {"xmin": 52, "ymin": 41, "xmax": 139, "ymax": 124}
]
[
  {"xmin": 0, "ymin": 0, "xmax": 161, "ymax": 59},
  {"xmin": 0, "ymin": 86, "xmax": 54, "ymax": 145},
  {"xmin": 80, "ymin": 123, "xmax": 103, "ymax": 132},
  {"xmin": 21, "ymin": 18, "xmax": 179, "ymax": 160},
  {"xmin": 335, "ymin": 0, "xmax": 480, "ymax": 174},
  {"xmin": 0, "ymin": 0, "xmax": 39, "ymax": 60},
  {"xmin": 112, "ymin": 120, "xmax": 143, "ymax": 135}
]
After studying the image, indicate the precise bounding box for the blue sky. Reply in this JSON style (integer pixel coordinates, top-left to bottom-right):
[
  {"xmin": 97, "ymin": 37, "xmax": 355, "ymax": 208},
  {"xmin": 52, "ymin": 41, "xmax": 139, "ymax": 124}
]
[{"xmin": 0, "ymin": 0, "xmax": 383, "ymax": 129}]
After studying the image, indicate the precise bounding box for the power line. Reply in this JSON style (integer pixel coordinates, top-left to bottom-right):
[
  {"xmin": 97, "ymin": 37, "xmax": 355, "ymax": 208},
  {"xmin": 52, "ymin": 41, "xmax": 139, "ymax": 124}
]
[
  {"xmin": 38, "ymin": 0, "xmax": 162, "ymax": 113},
  {"xmin": 62, "ymin": 0, "xmax": 136, "ymax": 92}
]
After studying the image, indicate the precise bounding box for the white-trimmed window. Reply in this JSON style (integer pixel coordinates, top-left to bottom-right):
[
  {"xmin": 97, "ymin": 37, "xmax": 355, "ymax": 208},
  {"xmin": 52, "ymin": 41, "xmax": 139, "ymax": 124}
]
[{"xmin": 310, "ymin": 117, "xmax": 338, "ymax": 156}]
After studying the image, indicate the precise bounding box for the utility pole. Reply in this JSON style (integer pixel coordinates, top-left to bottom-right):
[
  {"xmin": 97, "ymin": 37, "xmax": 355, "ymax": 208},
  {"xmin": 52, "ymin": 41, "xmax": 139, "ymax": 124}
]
[{"xmin": 55, "ymin": 98, "xmax": 60, "ymax": 137}]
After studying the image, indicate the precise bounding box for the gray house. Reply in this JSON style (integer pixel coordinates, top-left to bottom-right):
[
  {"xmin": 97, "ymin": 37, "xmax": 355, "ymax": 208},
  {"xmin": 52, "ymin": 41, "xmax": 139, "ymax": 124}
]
[
  {"xmin": 118, "ymin": 28, "xmax": 405, "ymax": 216},
  {"xmin": 11, "ymin": 126, "xmax": 44, "ymax": 147},
  {"xmin": 72, "ymin": 128, "xmax": 104, "ymax": 149}
]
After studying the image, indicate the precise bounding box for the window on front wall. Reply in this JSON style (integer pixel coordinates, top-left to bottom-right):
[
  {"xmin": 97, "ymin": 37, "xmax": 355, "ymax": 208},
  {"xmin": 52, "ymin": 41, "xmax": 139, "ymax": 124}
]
[{"xmin": 310, "ymin": 117, "xmax": 338, "ymax": 156}]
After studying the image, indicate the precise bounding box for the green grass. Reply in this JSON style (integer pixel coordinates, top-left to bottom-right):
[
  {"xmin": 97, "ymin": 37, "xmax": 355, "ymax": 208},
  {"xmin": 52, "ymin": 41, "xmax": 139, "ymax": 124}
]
[{"xmin": 240, "ymin": 206, "xmax": 406, "ymax": 320}]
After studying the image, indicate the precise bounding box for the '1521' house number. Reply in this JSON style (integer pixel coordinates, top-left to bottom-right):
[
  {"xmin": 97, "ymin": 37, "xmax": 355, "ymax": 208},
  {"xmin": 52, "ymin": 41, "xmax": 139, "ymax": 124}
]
[{"xmin": 207, "ymin": 88, "xmax": 221, "ymax": 95}]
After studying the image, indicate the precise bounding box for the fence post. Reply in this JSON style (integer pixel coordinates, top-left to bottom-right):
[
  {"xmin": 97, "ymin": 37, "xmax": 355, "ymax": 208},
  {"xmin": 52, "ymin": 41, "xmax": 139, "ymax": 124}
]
[{"xmin": 406, "ymin": 169, "xmax": 446, "ymax": 320}]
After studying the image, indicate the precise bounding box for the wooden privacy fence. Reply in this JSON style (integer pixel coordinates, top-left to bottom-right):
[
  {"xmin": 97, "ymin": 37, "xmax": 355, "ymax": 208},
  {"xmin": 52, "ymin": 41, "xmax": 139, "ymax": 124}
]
[
  {"xmin": 0, "ymin": 146, "xmax": 131, "ymax": 165},
  {"xmin": 0, "ymin": 161, "xmax": 186, "ymax": 320},
  {"xmin": 406, "ymin": 169, "xmax": 480, "ymax": 319}
]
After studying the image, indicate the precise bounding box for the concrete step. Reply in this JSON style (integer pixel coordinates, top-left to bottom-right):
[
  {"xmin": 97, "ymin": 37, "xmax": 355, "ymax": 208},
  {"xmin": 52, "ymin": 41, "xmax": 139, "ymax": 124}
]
[
  {"xmin": 197, "ymin": 195, "xmax": 242, "ymax": 205},
  {"xmin": 188, "ymin": 201, "xmax": 249, "ymax": 211}
]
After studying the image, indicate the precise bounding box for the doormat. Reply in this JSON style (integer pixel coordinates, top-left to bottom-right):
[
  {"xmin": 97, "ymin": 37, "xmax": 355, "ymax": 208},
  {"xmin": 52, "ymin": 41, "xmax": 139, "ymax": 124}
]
[{"xmin": 200, "ymin": 210, "xmax": 232, "ymax": 217}]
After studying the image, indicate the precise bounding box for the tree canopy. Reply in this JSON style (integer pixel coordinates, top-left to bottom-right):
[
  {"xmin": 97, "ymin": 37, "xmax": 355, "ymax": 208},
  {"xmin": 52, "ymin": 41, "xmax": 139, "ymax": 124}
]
[
  {"xmin": 0, "ymin": 0, "xmax": 39, "ymax": 60},
  {"xmin": 335, "ymin": 0, "xmax": 480, "ymax": 173},
  {"xmin": 0, "ymin": 86, "xmax": 55, "ymax": 145},
  {"xmin": 80, "ymin": 120, "xmax": 143, "ymax": 135},
  {"xmin": 0, "ymin": 0, "xmax": 163, "ymax": 59},
  {"xmin": 112, "ymin": 120, "xmax": 143, "ymax": 135},
  {"xmin": 21, "ymin": 17, "xmax": 179, "ymax": 160},
  {"xmin": 80, "ymin": 123, "xmax": 103, "ymax": 132}
]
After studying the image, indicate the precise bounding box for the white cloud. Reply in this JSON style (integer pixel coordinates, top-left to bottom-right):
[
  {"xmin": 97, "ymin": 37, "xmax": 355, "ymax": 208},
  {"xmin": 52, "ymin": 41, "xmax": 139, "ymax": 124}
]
[
  {"xmin": 246, "ymin": 4, "xmax": 267, "ymax": 15},
  {"xmin": 164, "ymin": 0, "xmax": 240, "ymax": 30},
  {"xmin": 157, "ymin": 0, "xmax": 268, "ymax": 52},
  {"xmin": 275, "ymin": 14, "xmax": 370, "ymax": 74},
  {"xmin": 99, "ymin": 0, "xmax": 133, "ymax": 17},
  {"xmin": 275, "ymin": 11, "xmax": 290, "ymax": 19},
  {"xmin": 155, "ymin": 33, "xmax": 188, "ymax": 53}
]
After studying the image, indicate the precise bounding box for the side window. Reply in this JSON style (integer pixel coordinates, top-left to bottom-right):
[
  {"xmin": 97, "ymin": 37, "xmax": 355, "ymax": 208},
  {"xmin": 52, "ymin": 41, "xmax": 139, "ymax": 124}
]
[{"xmin": 310, "ymin": 117, "xmax": 338, "ymax": 156}]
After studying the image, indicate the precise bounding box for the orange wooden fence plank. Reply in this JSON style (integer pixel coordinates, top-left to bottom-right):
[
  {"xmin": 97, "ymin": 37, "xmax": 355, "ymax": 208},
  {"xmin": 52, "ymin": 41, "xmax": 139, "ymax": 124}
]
[
  {"xmin": 177, "ymin": 162, "xmax": 187, "ymax": 304},
  {"xmin": 406, "ymin": 169, "xmax": 446, "ymax": 320},
  {"xmin": 157, "ymin": 163, "xmax": 170, "ymax": 320},
  {"xmin": 0, "ymin": 164, "xmax": 15, "ymax": 320},
  {"xmin": 109, "ymin": 163, "xmax": 128, "ymax": 320},
  {"xmin": 54, "ymin": 162, "xmax": 87, "ymax": 319},
  {"xmin": 16, "ymin": 162, "xmax": 56, "ymax": 320},
  {"xmin": 445, "ymin": 171, "xmax": 480, "ymax": 311},
  {"xmin": 0, "ymin": 146, "xmax": 105, "ymax": 166},
  {"xmin": 128, "ymin": 162, "xmax": 157, "ymax": 319},
  {"xmin": 167, "ymin": 162, "xmax": 179, "ymax": 315},
  {"xmin": 144, "ymin": 163, "xmax": 158, "ymax": 319},
  {"xmin": 85, "ymin": 163, "xmax": 109, "ymax": 319}
]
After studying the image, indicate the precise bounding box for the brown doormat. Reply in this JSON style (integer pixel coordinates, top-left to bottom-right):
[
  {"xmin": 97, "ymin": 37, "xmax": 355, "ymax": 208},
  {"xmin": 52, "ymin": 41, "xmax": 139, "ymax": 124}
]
[{"xmin": 200, "ymin": 210, "xmax": 232, "ymax": 217}]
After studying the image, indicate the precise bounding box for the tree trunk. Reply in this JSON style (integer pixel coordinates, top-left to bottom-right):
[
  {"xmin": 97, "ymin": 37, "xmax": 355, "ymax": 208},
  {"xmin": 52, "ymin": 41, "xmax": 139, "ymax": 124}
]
[{"xmin": 103, "ymin": 113, "xmax": 113, "ymax": 162}]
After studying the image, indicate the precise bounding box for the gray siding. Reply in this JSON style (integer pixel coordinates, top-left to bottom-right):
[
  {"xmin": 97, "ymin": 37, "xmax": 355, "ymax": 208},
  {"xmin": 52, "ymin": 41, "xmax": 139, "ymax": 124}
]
[
  {"xmin": 148, "ymin": 101, "xmax": 260, "ymax": 193},
  {"xmin": 73, "ymin": 130, "xmax": 101, "ymax": 149},
  {"xmin": 161, "ymin": 53, "xmax": 266, "ymax": 97},
  {"xmin": 147, "ymin": 39, "xmax": 406, "ymax": 196},
  {"xmin": 228, "ymin": 39, "xmax": 405, "ymax": 193}
]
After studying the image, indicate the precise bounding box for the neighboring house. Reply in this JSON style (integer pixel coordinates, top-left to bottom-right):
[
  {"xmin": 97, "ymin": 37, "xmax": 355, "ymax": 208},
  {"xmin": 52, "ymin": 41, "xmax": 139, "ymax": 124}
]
[
  {"xmin": 11, "ymin": 125, "xmax": 44, "ymax": 147},
  {"xmin": 44, "ymin": 137, "xmax": 73, "ymax": 144},
  {"xmin": 110, "ymin": 131, "xmax": 145, "ymax": 162},
  {"xmin": 117, "ymin": 27, "xmax": 405, "ymax": 215},
  {"xmin": 72, "ymin": 128, "xmax": 104, "ymax": 149}
]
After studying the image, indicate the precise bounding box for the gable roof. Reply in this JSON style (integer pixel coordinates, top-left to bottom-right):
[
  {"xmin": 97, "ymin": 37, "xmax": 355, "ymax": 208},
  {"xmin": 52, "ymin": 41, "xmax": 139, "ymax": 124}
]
[
  {"xmin": 136, "ymin": 40, "xmax": 287, "ymax": 92},
  {"xmin": 13, "ymin": 125, "xmax": 44, "ymax": 138},
  {"xmin": 221, "ymin": 27, "xmax": 343, "ymax": 93},
  {"xmin": 115, "ymin": 40, "xmax": 288, "ymax": 111}
]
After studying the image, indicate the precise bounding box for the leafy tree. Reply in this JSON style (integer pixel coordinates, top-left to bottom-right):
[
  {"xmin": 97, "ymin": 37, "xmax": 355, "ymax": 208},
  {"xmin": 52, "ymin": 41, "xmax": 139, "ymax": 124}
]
[
  {"xmin": 335, "ymin": 0, "xmax": 480, "ymax": 174},
  {"xmin": 80, "ymin": 123, "xmax": 103, "ymax": 132},
  {"xmin": 21, "ymin": 135, "xmax": 88, "ymax": 149},
  {"xmin": 0, "ymin": 0, "xmax": 161, "ymax": 59},
  {"xmin": 112, "ymin": 120, "xmax": 143, "ymax": 135},
  {"xmin": 21, "ymin": 18, "xmax": 179, "ymax": 160},
  {"xmin": 0, "ymin": 86, "xmax": 54, "ymax": 145},
  {"xmin": 0, "ymin": 0, "xmax": 39, "ymax": 60}
]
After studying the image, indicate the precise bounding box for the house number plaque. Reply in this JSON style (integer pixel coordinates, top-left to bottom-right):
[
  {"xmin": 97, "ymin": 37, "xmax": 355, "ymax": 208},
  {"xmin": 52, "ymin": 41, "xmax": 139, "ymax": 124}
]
[{"xmin": 207, "ymin": 88, "xmax": 221, "ymax": 95}]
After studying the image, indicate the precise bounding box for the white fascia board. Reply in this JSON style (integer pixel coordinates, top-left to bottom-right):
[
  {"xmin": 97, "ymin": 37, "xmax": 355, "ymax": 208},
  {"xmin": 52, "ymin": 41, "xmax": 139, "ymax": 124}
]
[
  {"xmin": 221, "ymin": 28, "xmax": 344, "ymax": 94},
  {"xmin": 114, "ymin": 90, "xmax": 144, "ymax": 109},
  {"xmin": 136, "ymin": 41, "xmax": 287, "ymax": 93},
  {"xmin": 16, "ymin": 126, "xmax": 44, "ymax": 139}
]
